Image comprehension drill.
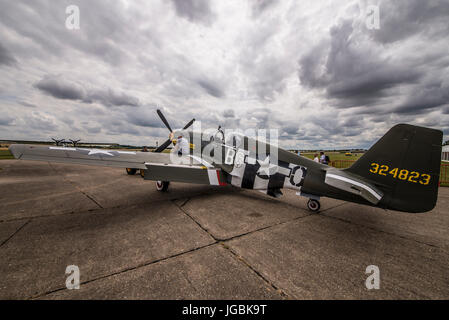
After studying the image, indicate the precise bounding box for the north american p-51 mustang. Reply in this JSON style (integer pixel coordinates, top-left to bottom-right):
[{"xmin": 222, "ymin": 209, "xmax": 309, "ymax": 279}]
[{"xmin": 9, "ymin": 110, "xmax": 442, "ymax": 213}]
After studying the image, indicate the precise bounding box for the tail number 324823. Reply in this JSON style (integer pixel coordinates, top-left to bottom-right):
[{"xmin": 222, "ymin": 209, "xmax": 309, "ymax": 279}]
[{"xmin": 369, "ymin": 163, "xmax": 431, "ymax": 185}]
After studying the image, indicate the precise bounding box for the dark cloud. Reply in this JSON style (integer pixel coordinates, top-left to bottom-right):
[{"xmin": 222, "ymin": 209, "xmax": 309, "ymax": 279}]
[
  {"xmin": 394, "ymin": 82, "xmax": 449, "ymax": 114},
  {"xmin": 35, "ymin": 77, "xmax": 85, "ymax": 101},
  {"xmin": 35, "ymin": 76, "xmax": 139, "ymax": 107},
  {"xmin": 88, "ymin": 89, "xmax": 140, "ymax": 107},
  {"xmin": 223, "ymin": 109, "xmax": 235, "ymax": 118},
  {"xmin": 369, "ymin": 0, "xmax": 449, "ymax": 44},
  {"xmin": 0, "ymin": 1, "xmax": 132, "ymax": 65},
  {"xmin": 0, "ymin": 42, "xmax": 17, "ymax": 66},
  {"xmin": 170, "ymin": 0, "xmax": 216, "ymax": 25},
  {"xmin": 196, "ymin": 79, "xmax": 224, "ymax": 98},
  {"xmin": 299, "ymin": 20, "xmax": 422, "ymax": 108},
  {"xmin": 251, "ymin": 0, "xmax": 277, "ymax": 17},
  {"xmin": 126, "ymin": 106, "xmax": 166, "ymax": 129},
  {"xmin": 128, "ymin": 115, "xmax": 164, "ymax": 128}
]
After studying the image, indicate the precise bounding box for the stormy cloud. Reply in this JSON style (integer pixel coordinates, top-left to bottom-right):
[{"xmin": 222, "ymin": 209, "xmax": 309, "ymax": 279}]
[
  {"xmin": 170, "ymin": 0, "xmax": 216, "ymax": 25},
  {"xmin": 0, "ymin": 43, "xmax": 17, "ymax": 66},
  {"xmin": 298, "ymin": 20, "xmax": 422, "ymax": 107},
  {"xmin": 35, "ymin": 76, "xmax": 140, "ymax": 107},
  {"xmin": 0, "ymin": 0, "xmax": 448, "ymax": 148}
]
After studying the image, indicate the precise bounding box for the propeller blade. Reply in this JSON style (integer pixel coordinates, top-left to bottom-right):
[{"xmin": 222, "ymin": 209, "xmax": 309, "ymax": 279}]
[
  {"xmin": 157, "ymin": 109, "xmax": 173, "ymax": 133},
  {"xmin": 154, "ymin": 138, "xmax": 172, "ymax": 153},
  {"xmin": 154, "ymin": 110, "xmax": 194, "ymax": 153},
  {"xmin": 183, "ymin": 118, "xmax": 195, "ymax": 130}
]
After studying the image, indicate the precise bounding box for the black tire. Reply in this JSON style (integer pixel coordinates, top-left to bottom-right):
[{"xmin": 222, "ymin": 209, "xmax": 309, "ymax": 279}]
[
  {"xmin": 126, "ymin": 168, "xmax": 137, "ymax": 175},
  {"xmin": 156, "ymin": 181, "xmax": 170, "ymax": 192},
  {"xmin": 307, "ymin": 199, "xmax": 321, "ymax": 212}
]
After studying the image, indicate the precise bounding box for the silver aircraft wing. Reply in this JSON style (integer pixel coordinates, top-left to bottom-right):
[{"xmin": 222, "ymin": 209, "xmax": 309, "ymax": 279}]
[
  {"xmin": 9, "ymin": 144, "xmax": 227, "ymax": 186},
  {"xmin": 9, "ymin": 144, "xmax": 173, "ymax": 169}
]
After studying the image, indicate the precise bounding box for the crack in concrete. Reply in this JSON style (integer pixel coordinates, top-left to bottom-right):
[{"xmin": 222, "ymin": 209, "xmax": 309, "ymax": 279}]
[
  {"xmin": 171, "ymin": 198, "xmax": 312, "ymax": 299},
  {"xmin": 1, "ymin": 185, "xmax": 244, "ymax": 223},
  {"xmin": 0, "ymin": 219, "xmax": 30, "ymax": 248},
  {"xmin": 220, "ymin": 242, "xmax": 289, "ymax": 299},
  {"xmin": 0, "ymin": 190, "xmax": 235, "ymax": 223},
  {"xmin": 179, "ymin": 198, "xmax": 191, "ymax": 207},
  {"xmin": 48, "ymin": 162, "xmax": 103, "ymax": 209},
  {"xmin": 0, "ymin": 190, "xmax": 87, "ymax": 207},
  {"xmin": 172, "ymin": 198, "xmax": 219, "ymax": 242},
  {"xmin": 29, "ymin": 242, "xmax": 217, "ymax": 300}
]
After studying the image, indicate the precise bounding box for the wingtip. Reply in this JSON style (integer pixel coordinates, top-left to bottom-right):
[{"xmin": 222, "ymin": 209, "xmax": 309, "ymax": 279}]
[{"xmin": 8, "ymin": 144, "xmax": 24, "ymax": 159}]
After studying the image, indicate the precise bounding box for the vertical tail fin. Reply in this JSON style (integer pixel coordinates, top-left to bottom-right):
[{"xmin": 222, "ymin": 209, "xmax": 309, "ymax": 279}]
[{"xmin": 346, "ymin": 124, "xmax": 442, "ymax": 213}]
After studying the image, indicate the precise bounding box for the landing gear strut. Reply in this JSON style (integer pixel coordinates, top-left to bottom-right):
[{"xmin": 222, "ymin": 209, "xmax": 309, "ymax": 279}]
[
  {"xmin": 126, "ymin": 168, "xmax": 137, "ymax": 175},
  {"xmin": 156, "ymin": 181, "xmax": 170, "ymax": 192},
  {"xmin": 307, "ymin": 199, "xmax": 321, "ymax": 212}
]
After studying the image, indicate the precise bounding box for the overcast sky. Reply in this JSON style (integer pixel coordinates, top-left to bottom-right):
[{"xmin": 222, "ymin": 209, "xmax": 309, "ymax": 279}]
[{"xmin": 1, "ymin": 0, "xmax": 448, "ymax": 149}]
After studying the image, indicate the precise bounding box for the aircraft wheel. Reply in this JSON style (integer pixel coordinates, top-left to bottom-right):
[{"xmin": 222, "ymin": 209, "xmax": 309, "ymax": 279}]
[
  {"xmin": 307, "ymin": 199, "xmax": 320, "ymax": 212},
  {"xmin": 156, "ymin": 181, "xmax": 170, "ymax": 192},
  {"xmin": 126, "ymin": 168, "xmax": 137, "ymax": 175}
]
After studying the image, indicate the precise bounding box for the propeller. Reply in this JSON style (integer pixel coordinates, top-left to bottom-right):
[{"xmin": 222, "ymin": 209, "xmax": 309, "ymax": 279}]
[
  {"xmin": 69, "ymin": 139, "xmax": 81, "ymax": 147},
  {"xmin": 154, "ymin": 109, "xmax": 195, "ymax": 153},
  {"xmin": 157, "ymin": 109, "xmax": 173, "ymax": 133},
  {"xmin": 51, "ymin": 138, "xmax": 65, "ymax": 146}
]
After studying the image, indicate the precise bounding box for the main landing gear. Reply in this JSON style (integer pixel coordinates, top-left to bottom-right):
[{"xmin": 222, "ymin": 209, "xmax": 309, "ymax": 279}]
[
  {"xmin": 156, "ymin": 181, "xmax": 170, "ymax": 192},
  {"xmin": 126, "ymin": 168, "xmax": 137, "ymax": 175},
  {"xmin": 126, "ymin": 168, "xmax": 146, "ymax": 178},
  {"xmin": 307, "ymin": 198, "xmax": 321, "ymax": 212}
]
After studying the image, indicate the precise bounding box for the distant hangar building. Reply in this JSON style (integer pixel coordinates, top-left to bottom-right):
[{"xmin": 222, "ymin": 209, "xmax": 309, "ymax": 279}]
[{"xmin": 443, "ymin": 145, "xmax": 449, "ymax": 162}]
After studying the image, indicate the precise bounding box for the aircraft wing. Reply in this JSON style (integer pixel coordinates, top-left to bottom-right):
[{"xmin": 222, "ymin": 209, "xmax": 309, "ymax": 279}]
[
  {"xmin": 9, "ymin": 144, "xmax": 227, "ymax": 186},
  {"xmin": 9, "ymin": 144, "xmax": 172, "ymax": 169}
]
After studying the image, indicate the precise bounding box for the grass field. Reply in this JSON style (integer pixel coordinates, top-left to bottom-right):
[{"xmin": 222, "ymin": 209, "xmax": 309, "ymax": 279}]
[
  {"xmin": 300, "ymin": 151, "xmax": 363, "ymax": 162},
  {"xmin": 0, "ymin": 149, "xmax": 14, "ymax": 159}
]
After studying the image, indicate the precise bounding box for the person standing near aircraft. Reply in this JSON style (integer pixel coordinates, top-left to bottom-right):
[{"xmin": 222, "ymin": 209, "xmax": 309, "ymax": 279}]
[
  {"xmin": 313, "ymin": 153, "xmax": 319, "ymax": 163},
  {"xmin": 172, "ymin": 133, "xmax": 189, "ymax": 156},
  {"xmin": 320, "ymin": 152, "xmax": 328, "ymax": 165}
]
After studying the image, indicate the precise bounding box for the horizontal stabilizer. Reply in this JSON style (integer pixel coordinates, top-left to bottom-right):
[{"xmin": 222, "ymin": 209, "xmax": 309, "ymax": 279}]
[{"xmin": 325, "ymin": 169, "xmax": 383, "ymax": 204}]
